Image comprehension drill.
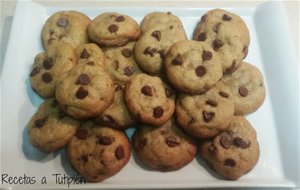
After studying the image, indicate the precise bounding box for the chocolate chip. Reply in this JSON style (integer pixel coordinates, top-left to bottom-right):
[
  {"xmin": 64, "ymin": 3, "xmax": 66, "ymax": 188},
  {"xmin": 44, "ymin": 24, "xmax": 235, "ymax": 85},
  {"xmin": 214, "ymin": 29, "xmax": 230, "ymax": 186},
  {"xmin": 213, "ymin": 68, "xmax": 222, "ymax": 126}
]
[
  {"xmin": 195, "ymin": 65, "xmax": 206, "ymax": 77},
  {"xmin": 165, "ymin": 136, "xmax": 180, "ymax": 147},
  {"xmin": 143, "ymin": 47, "xmax": 156, "ymax": 57},
  {"xmin": 202, "ymin": 111, "xmax": 215, "ymax": 122},
  {"xmin": 34, "ymin": 118, "xmax": 47, "ymax": 128},
  {"xmin": 108, "ymin": 24, "xmax": 118, "ymax": 33},
  {"xmin": 169, "ymin": 25, "xmax": 173, "ymax": 29},
  {"xmin": 97, "ymin": 115, "xmax": 118, "ymax": 128},
  {"xmin": 165, "ymin": 88, "xmax": 173, "ymax": 98},
  {"xmin": 153, "ymin": 106, "xmax": 164, "ymax": 118},
  {"xmin": 80, "ymin": 49, "xmax": 90, "ymax": 59},
  {"xmin": 57, "ymin": 18, "xmax": 68, "ymax": 27},
  {"xmin": 76, "ymin": 129, "xmax": 88, "ymax": 139},
  {"xmin": 43, "ymin": 59, "xmax": 53, "ymax": 70},
  {"xmin": 140, "ymin": 138, "xmax": 148, "ymax": 149},
  {"xmin": 151, "ymin": 30, "xmax": 161, "ymax": 41},
  {"xmin": 167, "ymin": 12, "xmax": 172, "ymax": 15},
  {"xmin": 86, "ymin": 61, "xmax": 95, "ymax": 66},
  {"xmin": 233, "ymin": 137, "xmax": 250, "ymax": 149},
  {"xmin": 222, "ymin": 14, "xmax": 232, "ymax": 21},
  {"xmin": 42, "ymin": 72, "xmax": 53, "ymax": 83},
  {"xmin": 208, "ymin": 144, "xmax": 217, "ymax": 155},
  {"xmin": 76, "ymin": 86, "xmax": 88, "ymax": 99},
  {"xmin": 213, "ymin": 39, "xmax": 224, "ymax": 51},
  {"xmin": 188, "ymin": 117, "xmax": 195, "ymax": 124},
  {"xmin": 220, "ymin": 135, "xmax": 231, "ymax": 149},
  {"xmin": 81, "ymin": 155, "xmax": 89, "ymax": 163},
  {"xmin": 75, "ymin": 74, "xmax": 91, "ymax": 85},
  {"xmin": 224, "ymin": 158, "xmax": 236, "ymax": 167},
  {"xmin": 206, "ymin": 100, "xmax": 217, "ymax": 107},
  {"xmin": 219, "ymin": 91, "xmax": 229, "ymax": 98},
  {"xmin": 172, "ymin": 54, "xmax": 183, "ymax": 65},
  {"xmin": 159, "ymin": 130, "xmax": 166, "ymax": 135},
  {"xmin": 141, "ymin": 85, "xmax": 153, "ymax": 96},
  {"xmin": 115, "ymin": 84, "xmax": 123, "ymax": 91},
  {"xmin": 197, "ymin": 32, "xmax": 207, "ymax": 41},
  {"xmin": 239, "ymin": 86, "xmax": 248, "ymax": 97},
  {"xmin": 30, "ymin": 67, "xmax": 40, "ymax": 77},
  {"xmin": 124, "ymin": 67, "xmax": 134, "ymax": 76},
  {"xmin": 115, "ymin": 145, "xmax": 125, "ymax": 160},
  {"xmin": 213, "ymin": 22, "xmax": 222, "ymax": 33},
  {"xmin": 243, "ymin": 46, "xmax": 248, "ymax": 59},
  {"xmin": 115, "ymin": 15, "xmax": 125, "ymax": 22},
  {"xmin": 98, "ymin": 136, "xmax": 112, "ymax": 145},
  {"xmin": 225, "ymin": 60, "xmax": 236, "ymax": 74},
  {"xmin": 202, "ymin": 50, "xmax": 212, "ymax": 61},
  {"xmin": 121, "ymin": 48, "xmax": 132, "ymax": 58},
  {"xmin": 201, "ymin": 14, "xmax": 208, "ymax": 22}
]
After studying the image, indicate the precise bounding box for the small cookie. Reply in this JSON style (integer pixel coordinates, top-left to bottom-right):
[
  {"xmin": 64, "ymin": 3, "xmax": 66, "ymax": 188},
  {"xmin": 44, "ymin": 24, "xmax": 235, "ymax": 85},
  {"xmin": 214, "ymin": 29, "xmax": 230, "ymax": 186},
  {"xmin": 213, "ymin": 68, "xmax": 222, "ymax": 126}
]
[
  {"xmin": 218, "ymin": 62, "xmax": 266, "ymax": 115},
  {"xmin": 193, "ymin": 9, "xmax": 250, "ymax": 73},
  {"xmin": 94, "ymin": 84, "xmax": 135, "ymax": 130},
  {"xmin": 30, "ymin": 42, "xmax": 77, "ymax": 98},
  {"xmin": 176, "ymin": 84, "xmax": 234, "ymax": 138},
  {"xmin": 199, "ymin": 116, "xmax": 260, "ymax": 180},
  {"xmin": 76, "ymin": 43, "xmax": 106, "ymax": 67},
  {"xmin": 55, "ymin": 64, "xmax": 114, "ymax": 119},
  {"xmin": 28, "ymin": 98, "xmax": 80, "ymax": 152},
  {"xmin": 124, "ymin": 74, "xmax": 175, "ymax": 126},
  {"xmin": 42, "ymin": 11, "xmax": 91, "ymax": 50},
  {"xmin": 165, "ymin": 40, "xmax": 222, "ymax": 94},
  {"xmin": 88, "ymin": 12, "xmax": 140, "ymax": 47},
  {"xmin": 102, "ymin": 41, "xmax": 142, "ymax": 84},
  {"xmin": 132, "ymin": 118, "xmax": 197, "ymax": 171},
  {"xmin": 134, "ymin": 12, "xmax": 187, "ymax": 74},
  {"xmin": 67, "ymin": 121, "xmax": 131, "ymax": 182}
]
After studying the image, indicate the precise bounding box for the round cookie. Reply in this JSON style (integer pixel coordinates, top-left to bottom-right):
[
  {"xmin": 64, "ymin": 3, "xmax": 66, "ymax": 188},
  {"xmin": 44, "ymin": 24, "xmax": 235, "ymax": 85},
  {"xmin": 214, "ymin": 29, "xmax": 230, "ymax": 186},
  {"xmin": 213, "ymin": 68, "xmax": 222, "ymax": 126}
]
[
  {"xmin": 199, "ymin": 116, "xmax": 260, "ymax": 180},
  {"xmin": 165, "ymin": 40, "xmax": 222, "ymax": 94},
  {"xmin": 42, "ymin": 11, "xmax": 91, "ymax": 50},
  {"xmin": 67, "ymin": 122, "xmax": 131, "ymax": 182},
  {"xmin": 102, "ymin": 41, "xmax": 142, "ymax": 84},
  {"xmin": 132, "ymin": 118, "xmax": 197, "ymax": 171},
  {"xmin": 28, "ymin": 98, "xmax": 80, "ymax": 152},
  {"xmin": 134, "ymin": 19, "xmax": 187, "ymax": 74},
  {"xmin": 55, "ymin": 64, "xmax": 114, "ymax": 119},
  {"xmin": 193, "ymin": 9, "xmax": 250, "ymax": 73},
  {"xmin": 76, "ymin": 43, "xmax": 106, "ymax": 67},
  {"xmin": 124, "ymin": 73, "xmax": 175, "ymax": 126},
  {"xmin": 88, "ymin": 12, "xmax": 140, "ymax": 47},
  {"xmin": 176, "ymin": 84, "xmax": 234, "ymax": 138},
  {"xmin": 94, "ymin": 84, "xmax": 135, "ymax": 130},
  {"xmin": 218, "ymin": 62, "xmax": 266, "ymax": 115},
  {"xmin": 30, "ymin": 42, "xmax": 77, "ymax": 98}
]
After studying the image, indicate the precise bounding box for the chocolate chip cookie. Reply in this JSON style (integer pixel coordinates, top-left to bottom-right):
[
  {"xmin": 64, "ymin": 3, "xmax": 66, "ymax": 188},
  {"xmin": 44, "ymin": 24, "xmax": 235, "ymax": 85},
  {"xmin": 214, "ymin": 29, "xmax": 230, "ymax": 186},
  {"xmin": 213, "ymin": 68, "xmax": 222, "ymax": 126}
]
[
  {"xmin": 88, "ymin": 12, "xmax": 140, "ymax": 47},
  {"xmin": 42, "ymin": 11, "xmax": 91, "ymax": 50},
  {"xmin": 193, "ymin": 9, "xmax": 250, "ymax": 73},
  {"xmin": 124, "ymin": 74, "xmax": 175, "ymax": 126},
  {"xmin": 199, "ymin": 116, "xmax": 260, "ymax": 180},
  {"xmin": 165, "ymin": 40, "xmax": 223, "ymax": 94},
  {"xmin": 94, "ymin": 84, "xmax": 135, "ymax": 130},
  {"xmin": 28, "ymin": 98, "xmax": 80, "ymax": 152},
  {"xmin": 76, "ymin": 43, "xmax": 106, "ymax": 67},
  {"xmin": 132, "ymin": 118, "xmax": 197, "ymax": 171},
  {"xmin": 67, "ymin": 121, "xmax": 131, "ymax": 182},
  {"xmin": 176, "ymin": 83, "xmax": 234, "ymax": 138},
  {"xmin": 30, "ymin": 42, "xmax": 77, "ymax": 98},
  {"xmin": 102, "ymin": 41, "xmax": 142, "ymax": 84},
  {"xmin": 218, "ymin": 62, "xmax": 266, "ymax": 115},
  {"xmin": 55, "ymin": 64, "xmax": 115, "ymax": 119}
]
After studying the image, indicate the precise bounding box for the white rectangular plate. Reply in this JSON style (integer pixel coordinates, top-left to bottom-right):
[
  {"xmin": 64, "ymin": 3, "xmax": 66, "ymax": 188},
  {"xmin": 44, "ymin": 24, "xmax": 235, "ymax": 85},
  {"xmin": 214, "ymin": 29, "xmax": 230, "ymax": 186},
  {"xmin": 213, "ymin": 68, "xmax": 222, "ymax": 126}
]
[{"xmin": 1, "ymin": 1, "xmax": 299, "ymax": 189}]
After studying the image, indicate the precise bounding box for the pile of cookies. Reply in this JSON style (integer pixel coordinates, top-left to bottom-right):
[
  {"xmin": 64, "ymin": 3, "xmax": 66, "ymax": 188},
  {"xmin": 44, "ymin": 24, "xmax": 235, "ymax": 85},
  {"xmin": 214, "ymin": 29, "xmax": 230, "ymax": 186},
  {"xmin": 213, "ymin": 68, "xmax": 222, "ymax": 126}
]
[{"xmin": 27, "ymin": 9, "xmax": 266, "ymax": 182}]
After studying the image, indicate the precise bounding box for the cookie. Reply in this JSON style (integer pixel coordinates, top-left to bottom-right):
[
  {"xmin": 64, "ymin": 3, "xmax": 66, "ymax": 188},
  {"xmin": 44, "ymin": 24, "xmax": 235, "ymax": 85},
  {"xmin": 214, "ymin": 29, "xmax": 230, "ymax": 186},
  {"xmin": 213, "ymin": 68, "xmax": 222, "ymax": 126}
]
[
  {"xmin": 176, "ymin": 84, "xmax": 234, "ymax": 138},
  {"xmin": 42, "ymin": 11, "xmax": 91, "ymax": 50},
  {"xmin": 134, "ymin": 12, "xmax": 187, "ymax": 74},
  {"xmin": 124, "ymin": 73, "xmax": 175, "ymax": 126},
  {"xmin": 88, "ymin": 12, "xmax": 140, "ymax": 47},
  {"xmin": 199, "ymin": 116, "xmax": 260, "ymax": 180},
  {"xmin": 28, "ymin": 98, "xmax": 80, "ymax": 152},
  {"xmin": 218, "ymin": 62, "xmax": 266, "ymax": 115},
  {"xmin": 55, "ymin": 64, "xmax": 114, "ymax": 119},
  {"xmin": 67, "ymin": 121, "xmax": 131, "ymax": 182},
  {"xmin": 102, "ymin": 41, "xmax": 142, "ymax": 84},
  {"xmin": 193, "ymin": 9, "xmax": 250, "ymax": 73},
  {"xmin": 30, "ymin": 42, "xmax": 77, "ymax": 98},
  {"xmin": 94, "ymin": 84, "xmax": 135, "ymax": 130},
  {"xmin": 76, "ymin": 43, "xmax": 106, "ymax": 67},
  {"xmin": 132, "ymin": 118, "xmax": 197, "ymax": 171},
  {"xmin": 165, "ymin": 40, "xmax": 222, "ymax": 94}
]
